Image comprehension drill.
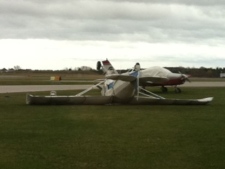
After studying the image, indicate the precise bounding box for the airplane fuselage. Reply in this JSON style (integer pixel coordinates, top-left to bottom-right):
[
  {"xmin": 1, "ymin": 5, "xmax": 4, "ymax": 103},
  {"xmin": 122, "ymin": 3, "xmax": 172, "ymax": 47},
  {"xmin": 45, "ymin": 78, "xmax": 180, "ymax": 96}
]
[
  {"xmin": 141, "ymin": 67, "xmax": 187, "ymax": 87},
  {"xmin": 103, "ymin": 79, "xmax": 135, "ymax": 99}
]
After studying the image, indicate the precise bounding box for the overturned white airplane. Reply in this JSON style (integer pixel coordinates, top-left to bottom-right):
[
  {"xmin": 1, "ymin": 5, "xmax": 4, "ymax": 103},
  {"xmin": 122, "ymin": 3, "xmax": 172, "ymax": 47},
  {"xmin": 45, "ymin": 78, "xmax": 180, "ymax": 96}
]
[{"xmin": 26, "ymin": 59, "xmax": 213, "ymax": 105}]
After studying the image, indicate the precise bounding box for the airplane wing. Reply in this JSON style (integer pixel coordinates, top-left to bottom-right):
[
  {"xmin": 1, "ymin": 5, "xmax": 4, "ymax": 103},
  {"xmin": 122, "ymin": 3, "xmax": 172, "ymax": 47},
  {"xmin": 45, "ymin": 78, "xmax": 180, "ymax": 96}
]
[
  {"xmin": 106, "ymin": 75, "xmax": 168, "ymax": 84},
  {"xmin": 130, "ymin": 96, "xmax": 213, "ymax": 105},
  {"xmin": 26, "ymin": 94, "xmax": 114, "ymax": 105},
  {"xmin": 26, "ymin": 94, "xmax": 213, "ymax": 105},
  {"xmin": 106, "ymin": 74, "xmax": 136, "ymax": 82}
]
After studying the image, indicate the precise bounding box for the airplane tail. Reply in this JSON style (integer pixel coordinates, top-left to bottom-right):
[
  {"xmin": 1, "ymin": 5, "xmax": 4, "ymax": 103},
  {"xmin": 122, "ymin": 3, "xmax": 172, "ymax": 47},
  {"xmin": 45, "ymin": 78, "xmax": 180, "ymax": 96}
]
[{"xmin": 97, "ymin": 59, "xmax": 118, "ymax": 75}]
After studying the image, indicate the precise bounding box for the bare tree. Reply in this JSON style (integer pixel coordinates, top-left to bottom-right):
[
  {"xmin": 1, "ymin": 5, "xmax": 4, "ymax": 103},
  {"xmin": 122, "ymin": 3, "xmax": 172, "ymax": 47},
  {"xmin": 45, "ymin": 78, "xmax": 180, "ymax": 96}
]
[{"xmin": 14, "ymin": 65, "xmax": 21, "ymax": 70}]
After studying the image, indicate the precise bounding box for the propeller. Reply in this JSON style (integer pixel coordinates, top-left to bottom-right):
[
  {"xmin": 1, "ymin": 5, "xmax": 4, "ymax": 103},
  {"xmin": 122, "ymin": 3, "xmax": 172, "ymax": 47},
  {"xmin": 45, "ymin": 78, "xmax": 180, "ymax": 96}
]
[{"xmin": 179, "ymin": 71, "xmax": 191, "ymax": 82}]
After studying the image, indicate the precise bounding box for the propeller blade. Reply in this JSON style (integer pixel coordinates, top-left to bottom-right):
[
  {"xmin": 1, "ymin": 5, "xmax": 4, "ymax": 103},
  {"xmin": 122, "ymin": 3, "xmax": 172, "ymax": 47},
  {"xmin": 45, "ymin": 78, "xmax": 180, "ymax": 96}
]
[
  {"xmin": 186, "ymin": 77, "xmax": 191, "ymax": 83},
  {"xmin": 182, "ymin": 74, "xmax": 191, "ymax": 83},
  {"xmin": 179, "ymin": 71, "xmax": 191, "ymax": 83}
]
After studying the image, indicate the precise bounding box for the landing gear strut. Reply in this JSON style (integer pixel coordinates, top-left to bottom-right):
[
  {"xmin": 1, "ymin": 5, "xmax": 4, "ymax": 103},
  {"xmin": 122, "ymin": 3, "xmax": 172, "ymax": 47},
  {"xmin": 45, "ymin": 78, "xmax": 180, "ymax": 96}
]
[
  {"xmin": 161, "ymin": 86, "xmax": 182, "ymax": 93},
  {"xmin": 175, "ymin": 87, "xmax": 181, "ymax": 93},
  {"xmin": 161, "ymin": 86, "xmax": 168, "ymax": 93}
]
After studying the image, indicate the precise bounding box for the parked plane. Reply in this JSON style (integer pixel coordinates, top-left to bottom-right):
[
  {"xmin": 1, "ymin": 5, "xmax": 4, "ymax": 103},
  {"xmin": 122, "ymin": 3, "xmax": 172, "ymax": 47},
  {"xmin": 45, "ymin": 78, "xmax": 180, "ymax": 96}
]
[
  {"xmin": 27, "ymin": 59, "xmax": 213, "ymax": 105},
  {"xmin": 135, "ymin": 65, "xmax": 190, "ymax": 93}
]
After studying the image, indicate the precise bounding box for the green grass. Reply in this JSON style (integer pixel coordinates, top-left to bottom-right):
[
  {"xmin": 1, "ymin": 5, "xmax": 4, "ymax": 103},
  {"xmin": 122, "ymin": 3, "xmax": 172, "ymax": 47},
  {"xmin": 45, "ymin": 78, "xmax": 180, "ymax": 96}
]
[{"xmin": 0, "ymin": 88, "xmax": 225, "ymax": 169}]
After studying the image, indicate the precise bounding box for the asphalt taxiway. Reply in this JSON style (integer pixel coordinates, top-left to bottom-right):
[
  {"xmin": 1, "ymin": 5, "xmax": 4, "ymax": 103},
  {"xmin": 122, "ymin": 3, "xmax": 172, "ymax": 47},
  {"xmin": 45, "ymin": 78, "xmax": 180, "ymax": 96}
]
[{"xmin": 0, "ymin": 85, "xmax": 92, "ymax": 93}]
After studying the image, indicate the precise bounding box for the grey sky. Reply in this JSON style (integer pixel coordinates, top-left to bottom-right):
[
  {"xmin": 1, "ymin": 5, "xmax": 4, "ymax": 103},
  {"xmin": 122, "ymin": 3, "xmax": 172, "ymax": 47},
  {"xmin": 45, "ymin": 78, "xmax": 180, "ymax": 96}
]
[{"xmin": 0, "ymin": 0, "xmax": 225, "ymax": 69}]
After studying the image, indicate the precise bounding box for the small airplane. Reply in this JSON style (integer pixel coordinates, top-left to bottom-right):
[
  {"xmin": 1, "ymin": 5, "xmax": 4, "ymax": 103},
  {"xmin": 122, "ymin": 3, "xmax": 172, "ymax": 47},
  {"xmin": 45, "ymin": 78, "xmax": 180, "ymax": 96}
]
[
  {"xmin": 26, "ymin": 59, "xmax": 213, "ymax": 105},
  {"xmin": 98, "ymin": 60, "xmax": 190, "ymax": 93},
  {"xmin": 133, "ymin": 65, "xmax": 191, "ymax": 93}
]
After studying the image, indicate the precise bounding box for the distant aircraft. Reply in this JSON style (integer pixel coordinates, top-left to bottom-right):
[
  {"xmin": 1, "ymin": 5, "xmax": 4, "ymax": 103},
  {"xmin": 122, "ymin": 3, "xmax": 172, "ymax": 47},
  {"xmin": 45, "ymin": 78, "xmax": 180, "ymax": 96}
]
[{"xmin": 26, "ymin": 59, "xmax": 213, "ymax": 105}]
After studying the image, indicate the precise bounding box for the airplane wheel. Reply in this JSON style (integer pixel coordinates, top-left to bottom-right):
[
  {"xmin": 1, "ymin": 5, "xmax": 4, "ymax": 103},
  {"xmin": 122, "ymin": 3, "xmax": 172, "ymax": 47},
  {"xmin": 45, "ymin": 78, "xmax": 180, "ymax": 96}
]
[
  {"xmin": 175, "ymin": 88, "xmax": 181, "ymax": 93},
  {"xmin": 161, "ymin": 86, "xmax": 168, "ymax": 93}
]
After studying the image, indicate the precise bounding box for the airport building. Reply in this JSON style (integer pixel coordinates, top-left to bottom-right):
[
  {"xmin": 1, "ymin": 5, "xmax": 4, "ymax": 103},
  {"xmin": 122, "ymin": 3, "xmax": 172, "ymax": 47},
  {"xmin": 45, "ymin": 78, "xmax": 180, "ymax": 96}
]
[{"xmin": 220, "ymin": 73, "xmax": 225, "ymax": 78}]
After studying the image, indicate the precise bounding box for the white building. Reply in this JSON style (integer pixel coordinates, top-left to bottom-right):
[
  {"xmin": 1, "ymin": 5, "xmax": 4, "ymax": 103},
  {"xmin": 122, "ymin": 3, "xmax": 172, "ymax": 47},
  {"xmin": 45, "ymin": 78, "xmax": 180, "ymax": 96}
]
[{"xmin": 220, "ymin": 73, "xmax": 225, "ymax": 78}]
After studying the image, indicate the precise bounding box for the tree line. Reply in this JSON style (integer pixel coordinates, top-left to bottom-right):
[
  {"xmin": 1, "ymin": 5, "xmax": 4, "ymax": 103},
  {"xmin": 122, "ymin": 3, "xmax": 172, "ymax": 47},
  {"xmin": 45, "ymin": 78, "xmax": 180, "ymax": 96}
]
[
  {"xmin": 165, "ymin": 67, "xmax": 225, "ymax": 78},
  {"xmin": 1, "ymin": 66, "xmax": 225, "ymax": 78}
]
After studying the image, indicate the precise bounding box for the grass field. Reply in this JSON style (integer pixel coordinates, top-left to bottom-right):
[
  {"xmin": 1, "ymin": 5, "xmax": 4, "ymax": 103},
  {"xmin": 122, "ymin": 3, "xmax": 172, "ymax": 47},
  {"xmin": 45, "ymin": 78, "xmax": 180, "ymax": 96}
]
[{"xmin": 0, "ymin": 87, "xmax": 225, "ymax": 169}]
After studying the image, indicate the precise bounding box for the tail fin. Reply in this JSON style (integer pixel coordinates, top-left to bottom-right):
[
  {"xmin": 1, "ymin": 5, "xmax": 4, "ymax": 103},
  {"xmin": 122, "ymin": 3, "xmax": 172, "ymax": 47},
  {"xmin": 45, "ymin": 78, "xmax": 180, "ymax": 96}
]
[{"xmin": 101, "ymin": 59, "xmax": 118, "ymax": 75}]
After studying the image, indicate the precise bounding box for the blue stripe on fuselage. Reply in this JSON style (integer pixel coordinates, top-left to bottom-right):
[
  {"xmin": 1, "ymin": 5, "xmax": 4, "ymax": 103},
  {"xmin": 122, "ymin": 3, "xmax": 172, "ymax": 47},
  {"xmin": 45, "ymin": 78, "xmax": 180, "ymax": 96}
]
[
  {"xmin": 130, "ymin": 71, "xmax": 138, "ymax": 77},
  {"xmin": 108, "ymin": 82, "xmax": 114, "ymax": 89}
]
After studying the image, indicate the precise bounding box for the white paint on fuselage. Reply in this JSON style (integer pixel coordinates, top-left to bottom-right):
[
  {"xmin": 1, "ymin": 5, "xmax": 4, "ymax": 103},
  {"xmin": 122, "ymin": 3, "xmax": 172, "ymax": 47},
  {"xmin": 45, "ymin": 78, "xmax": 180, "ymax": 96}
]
[
  {"xmin": 103, "ymin": 80, "xmax": 135, "ymax": 99},
  {"xmin": 113, "ymin": 80, "xmax": 135, "ymax": 99},
  {"xmin": 141, "ymin": 66, "xmax": 183, "ymax": 80},
  {"xmin": 141, "ymin": 66, "xmax": 171, "ymax": 78},
  {"xmin": 167, "ymin": 73, "xmax": 182, "ymax": 79}
]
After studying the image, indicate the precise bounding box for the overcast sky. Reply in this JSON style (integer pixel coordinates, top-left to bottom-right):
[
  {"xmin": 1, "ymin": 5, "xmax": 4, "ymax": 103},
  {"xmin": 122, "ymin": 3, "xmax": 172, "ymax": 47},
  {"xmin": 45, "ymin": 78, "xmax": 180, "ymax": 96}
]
[{"xmin": 1, "ymin": 0, "xmax": 225, "ymax": 70}]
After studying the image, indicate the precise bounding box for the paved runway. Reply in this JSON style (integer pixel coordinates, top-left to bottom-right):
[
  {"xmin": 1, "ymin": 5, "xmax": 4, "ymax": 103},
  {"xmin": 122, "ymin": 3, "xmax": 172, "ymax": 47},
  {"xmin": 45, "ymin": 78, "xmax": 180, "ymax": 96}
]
[
  {"xmin": 0, "ymin": 82, "xmax": 224, "ymax": 93},
  {"xmin": 0, "ymin": 85, "xmax": 93, "ymax": 93},
  {"xmin": 182, "ymin": 81, "xmax": 225, "ymax": 87}
]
